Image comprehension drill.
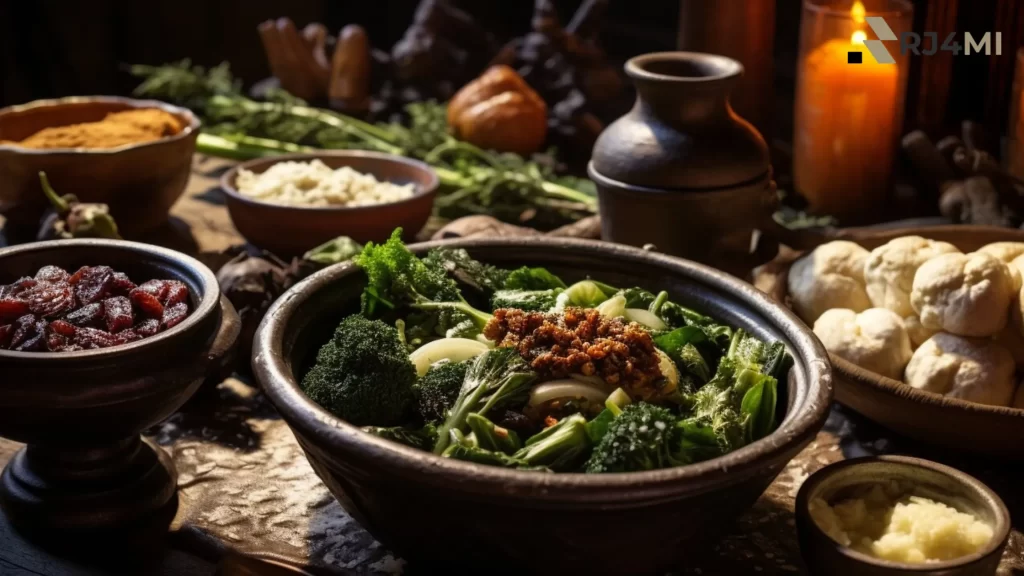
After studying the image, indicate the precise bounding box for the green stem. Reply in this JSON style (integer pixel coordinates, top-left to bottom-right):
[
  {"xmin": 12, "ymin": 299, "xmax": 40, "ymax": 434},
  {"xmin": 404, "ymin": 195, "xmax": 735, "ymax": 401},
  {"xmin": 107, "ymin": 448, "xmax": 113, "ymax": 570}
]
[
  {"xmin": 197, "ymin": 132, "xmax": 319, "ymax": 160},
  {"xmin": 433, "ymin": 383, "xmax": 489, "ymax": 454},
  {"xmin": 412, "ymin": 301, "xmax": 493, "ymax": 331},
  {"xmin": 38, "ymin": 172, "xmax": 69, "ymax": 213},
  {"xmin": 649, "ymin": 291, "xmax": 669, "ymax": 316}
]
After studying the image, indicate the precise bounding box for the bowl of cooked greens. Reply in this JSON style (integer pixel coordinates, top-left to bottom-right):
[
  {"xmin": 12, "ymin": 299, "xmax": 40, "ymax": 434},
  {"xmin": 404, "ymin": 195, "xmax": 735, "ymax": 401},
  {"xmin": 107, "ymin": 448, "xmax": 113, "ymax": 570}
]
[{"xmin": 253, "ymin": 231, "xmax": 832, "ymax": 574}]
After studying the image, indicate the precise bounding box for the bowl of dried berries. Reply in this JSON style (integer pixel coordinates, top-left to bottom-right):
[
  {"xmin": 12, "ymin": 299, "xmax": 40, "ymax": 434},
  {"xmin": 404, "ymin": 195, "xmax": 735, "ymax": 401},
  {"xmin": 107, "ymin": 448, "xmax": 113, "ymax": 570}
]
[{"xmin": 0, "ymin": 239, "xmax": 240, "ymax": 537}]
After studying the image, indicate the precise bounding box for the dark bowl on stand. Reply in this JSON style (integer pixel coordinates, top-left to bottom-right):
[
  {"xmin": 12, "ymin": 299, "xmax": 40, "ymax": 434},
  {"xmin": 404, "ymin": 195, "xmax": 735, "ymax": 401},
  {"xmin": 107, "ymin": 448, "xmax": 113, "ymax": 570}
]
[
  {"xmin": 252, "ymin": 237, "xmax": 832, "ymax": 575},
  {"xmin": 0, "ymin": 239, "xmax": 240, "ymax": 537},
  {"xmin": 0, "ymin": 96, "xmax": 200, "ymax": 243},
  {"xmin": 220, "ymin": 151, "xmax": 439, "ymax": 257}
]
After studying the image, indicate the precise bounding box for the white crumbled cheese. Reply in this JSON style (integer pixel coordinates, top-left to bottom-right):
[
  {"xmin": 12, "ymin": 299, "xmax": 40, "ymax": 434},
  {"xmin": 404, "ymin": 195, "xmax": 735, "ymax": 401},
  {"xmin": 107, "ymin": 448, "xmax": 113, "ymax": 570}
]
[
  {"xmin": 235, "ymin": 159, "xmax": 416, "ymax": 207},
  {"xmin": 809, "ymin": 483, "xmax": 994, "ymax": 564}
]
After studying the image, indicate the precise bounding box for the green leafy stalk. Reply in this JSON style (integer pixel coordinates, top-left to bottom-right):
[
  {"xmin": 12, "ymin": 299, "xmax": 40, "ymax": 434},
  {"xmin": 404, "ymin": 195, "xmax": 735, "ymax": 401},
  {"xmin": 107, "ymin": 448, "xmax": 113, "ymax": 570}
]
[{"xmin": 39, "ymin": 172, "xmax": 70, "ymax": 213}]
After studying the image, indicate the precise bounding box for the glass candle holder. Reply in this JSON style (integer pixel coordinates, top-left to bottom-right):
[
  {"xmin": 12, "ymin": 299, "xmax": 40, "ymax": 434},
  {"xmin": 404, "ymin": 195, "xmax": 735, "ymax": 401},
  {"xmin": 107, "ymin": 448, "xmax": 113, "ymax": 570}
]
[{"xmin": 793, "ymin": 0, "xmax": 913, "ymax": 224}]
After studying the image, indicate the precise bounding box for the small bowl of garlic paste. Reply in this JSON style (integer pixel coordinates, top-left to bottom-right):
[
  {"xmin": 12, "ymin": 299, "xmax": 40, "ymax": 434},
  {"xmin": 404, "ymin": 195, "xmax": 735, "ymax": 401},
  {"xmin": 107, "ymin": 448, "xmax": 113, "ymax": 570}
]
[{"xmin": 796, "ymin": 456, "xmax": 1010, "ymax": 576}]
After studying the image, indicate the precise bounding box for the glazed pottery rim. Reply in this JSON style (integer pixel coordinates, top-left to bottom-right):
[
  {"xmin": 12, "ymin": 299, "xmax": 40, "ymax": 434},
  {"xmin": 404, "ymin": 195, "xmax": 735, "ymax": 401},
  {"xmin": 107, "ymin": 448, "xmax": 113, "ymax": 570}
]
[
  {"xmin": 625, "ymin": 51, "xmax": 743, "ymax": 84},
  {"xmin": 796, "ymin": 455, "xmax": 1011, "ymax": 571},
  {"xmin": 588, "ymin": 160, "xmax": 770, "ymax": 193},
  {"xmin": 0, "ymin": 96, "xmax": 200, "ymax": 155},
  {"xmin": 254, "ymin": 237, "xmax": 833, "ymax": 499},
  {"xmin": 803, "ymin": 0, "xmax": 912, "ymax": 19},
  {"xmin": 0, "ymin": 238, "xmax": 219, "ymax": 361},
  {"xmin": 220, "ymin": 150, "xmax": 440, "ymax": 214},
  {"xmin": 833, "ymin": 352, "xmax": 1024, "ymax": 417}
]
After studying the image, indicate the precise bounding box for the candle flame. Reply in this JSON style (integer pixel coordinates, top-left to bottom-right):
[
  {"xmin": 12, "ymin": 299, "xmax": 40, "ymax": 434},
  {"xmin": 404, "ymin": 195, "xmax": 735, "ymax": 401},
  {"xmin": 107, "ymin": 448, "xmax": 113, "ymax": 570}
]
[
  {"xmin": 851, "ymin": 1, "xmax": 866, "ymax": 24},
  {"xmin": 852, "ymin": 30, "xmax": 867, "ymax": 45}
]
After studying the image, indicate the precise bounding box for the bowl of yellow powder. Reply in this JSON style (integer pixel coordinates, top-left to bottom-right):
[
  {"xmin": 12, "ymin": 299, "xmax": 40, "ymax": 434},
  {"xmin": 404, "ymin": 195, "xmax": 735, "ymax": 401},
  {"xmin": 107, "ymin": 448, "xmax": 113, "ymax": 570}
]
[{"xmin": 796, "ymin": 456, "xmax": 1010, "ymax": 576}]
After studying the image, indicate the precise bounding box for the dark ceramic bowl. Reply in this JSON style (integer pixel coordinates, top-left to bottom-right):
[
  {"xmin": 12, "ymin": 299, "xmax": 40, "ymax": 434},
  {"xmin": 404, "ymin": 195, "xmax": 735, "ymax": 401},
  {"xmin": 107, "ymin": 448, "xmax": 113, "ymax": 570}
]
[
  {"xmin": 220, "ymin": 151, "xmax": 439, "ymax": 256},
  {"xmin": 0, "ymin": 239, "xmax": 240, "ymax": 536},
  {"xmin": 0, "ymin": 96, "xmax": 200, "ymax": 243},
  {"xmin": 253, "ymin": 238, "xmax": 833, "ymax": 574},
  {"xmin": 796, "ymin": 456, "xmax": 1011, "ymax": 576}
]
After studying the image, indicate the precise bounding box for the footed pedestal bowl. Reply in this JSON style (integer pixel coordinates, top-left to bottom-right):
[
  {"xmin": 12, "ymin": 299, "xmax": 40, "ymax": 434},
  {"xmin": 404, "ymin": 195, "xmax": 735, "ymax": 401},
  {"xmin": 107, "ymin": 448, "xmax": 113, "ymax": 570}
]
[{"xmin": 0, "ymin": 239, "xmax": 239, "ymax": 536}]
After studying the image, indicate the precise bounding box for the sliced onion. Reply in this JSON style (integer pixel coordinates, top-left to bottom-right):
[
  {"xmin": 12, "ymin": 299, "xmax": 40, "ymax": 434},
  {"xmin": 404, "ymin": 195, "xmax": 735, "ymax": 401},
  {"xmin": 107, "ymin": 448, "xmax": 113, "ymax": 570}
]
[
  {"xmin": 409, "ymin": 338, "xmax": 488, "ymax": 377},
  {"xmin": 568, "ymin": 372, "xmax": 614, "ymax": 391},
  {"xmin": 596, "ymin": 294, "xmax": 626, "ymax": 319},
  {"xmin": 528, "ymin": 380, "xmax": 611, "ymax": 408},
  {"xmin": 624, "ymin": 308, "xmax": 668, "ymax": 331},
  {"xmin": 656, "ymin": 349, "xmax": 679, "ymax": 388}
]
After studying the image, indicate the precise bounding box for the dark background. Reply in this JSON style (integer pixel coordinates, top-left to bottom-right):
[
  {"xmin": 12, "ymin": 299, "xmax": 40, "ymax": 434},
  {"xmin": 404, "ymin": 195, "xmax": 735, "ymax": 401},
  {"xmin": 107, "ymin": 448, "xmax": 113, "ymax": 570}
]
[{"xmin": 2, "ymin": 0, "xmax": 1022, "ymax": 144}]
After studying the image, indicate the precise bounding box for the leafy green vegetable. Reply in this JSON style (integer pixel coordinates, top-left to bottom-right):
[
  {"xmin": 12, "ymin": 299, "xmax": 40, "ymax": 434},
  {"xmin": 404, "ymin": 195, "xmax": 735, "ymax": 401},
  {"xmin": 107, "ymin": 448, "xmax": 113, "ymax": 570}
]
[
  {"xmin": 555, "ymin": 280, "xmax": 612, "ymax": 309},
  {"xmin": 490, "ymin": 288, "xmax": 563, "ymax": 312},
  {"xmin": 466, "ymin": 413, "xmax": 522, "ymax": 455},
  {"xmin": 363, "ymin": 423, "xmax": 438, "ymax": 451},
  {"xmin": 422, "ymin": 248, "xmax": 509, "ymax": 295},
  {"xmin": 442, "ymin": 444, "xmax": 543, "ymax": 470},
  {"xmin": 356, "ymin": 229, "xmax": 492, "ymax": 335},
  {"xmin": 301, "ymin": 316, "xmax": 416, "ymax": 426},
  {"xmin": 413, "ymin": 360, "xmax": 471, "ymax": 423},
  {"xmin": 433, "ymin": 348, "xmax": 537, "ymax": 454},
  {"xmin": 513, "ymin": 414, "xmax": 591, "ymax": 471},
  {"xmin": 303, "ymin": 236, "xmax": 363, "ymax": 265},
  {"xmin": 503, "ymin": 267, "xmax": 567, "ymax": 291}
]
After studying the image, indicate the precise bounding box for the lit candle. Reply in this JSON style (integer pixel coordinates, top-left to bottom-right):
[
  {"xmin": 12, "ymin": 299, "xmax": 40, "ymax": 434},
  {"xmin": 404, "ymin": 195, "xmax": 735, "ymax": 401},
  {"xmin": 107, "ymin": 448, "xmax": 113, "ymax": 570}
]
[{"xmin": 793, "ymin": 1, "xmax": 906, "ymax": 223}]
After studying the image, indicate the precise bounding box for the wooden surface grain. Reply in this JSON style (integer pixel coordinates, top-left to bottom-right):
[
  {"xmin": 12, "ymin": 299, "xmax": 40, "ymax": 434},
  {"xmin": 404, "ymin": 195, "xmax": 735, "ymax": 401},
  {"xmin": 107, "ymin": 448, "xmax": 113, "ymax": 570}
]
[{"xmin": 1, "ymin": 157, "xmax": 1022, "ymax": 575}]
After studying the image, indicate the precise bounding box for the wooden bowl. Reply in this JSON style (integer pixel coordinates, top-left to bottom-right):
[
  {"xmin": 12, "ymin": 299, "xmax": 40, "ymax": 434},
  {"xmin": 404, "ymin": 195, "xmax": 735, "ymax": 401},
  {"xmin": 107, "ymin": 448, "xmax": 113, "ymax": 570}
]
[
  {"xmin": 756, "ymin": 225, "xmax": 1024, "ymax": 458},
  {"xmin": 253, "ymin": 237, "xmax": 833, "ymax": 575},
  {"xmin": 796, "ymin": 456, "xmax": 1011, "ymax": 576},
  {"xmin": 0, "ymin": 239, "xmax": 240, "ymax": 537},
  {"xmin": 0, "ymin": 96, "xmax": 200, "ymax": 243},
  {"xmin": 220, "ymin": 151, "xmax": 439, "ymax": 257}
]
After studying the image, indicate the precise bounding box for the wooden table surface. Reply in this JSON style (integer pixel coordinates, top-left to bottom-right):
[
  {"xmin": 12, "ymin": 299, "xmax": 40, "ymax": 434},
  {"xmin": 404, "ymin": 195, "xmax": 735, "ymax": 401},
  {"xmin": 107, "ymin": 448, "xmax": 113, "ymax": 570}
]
[{"xmin": 1, "ymin": 156, "xmax": 1022, "ymax": 575}]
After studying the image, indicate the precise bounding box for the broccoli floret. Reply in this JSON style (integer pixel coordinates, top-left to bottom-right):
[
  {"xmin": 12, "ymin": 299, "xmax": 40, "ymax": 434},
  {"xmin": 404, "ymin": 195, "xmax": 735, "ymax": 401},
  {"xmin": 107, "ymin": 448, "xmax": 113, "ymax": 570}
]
[
  {"xmin": 413, "ymin": 360, "xmax": 470, "ymax": 422},
  {"xmin": 490, "ymin": 288, "xmax": 562, "ymax": 312},
  {"xmin": 585, "ymin": 403, "xmax": 681, "ymax": 473},
  {"xmin": 356, "ymin": 229, "xmax": 493, "ymax": 336},
  {"xmin": 301, "ymin": 315, "xmax": 416, "ymax": 426}
]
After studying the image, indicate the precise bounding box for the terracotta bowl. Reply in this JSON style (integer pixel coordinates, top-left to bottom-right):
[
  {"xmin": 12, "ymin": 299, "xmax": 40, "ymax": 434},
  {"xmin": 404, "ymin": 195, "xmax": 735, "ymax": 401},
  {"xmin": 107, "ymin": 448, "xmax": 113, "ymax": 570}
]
[
  {"xmin": 253, "ymin": 238, "xmax": 832, "ymax": 574},
  {"xmin": 220, "ymin": 151, "xmax": 439, "ymax": 256},
  {"xmin": 0, "ymin": 96, "xmax": 200, "ymax": 243},
  {"xmin": 796, "ymin": 456, "xmax": 1011, "ymax": 576},
  {"xmin": 0, "ymin": 239, "xmax": 240, "ymax": 537},
  {"xmin": 756, "ymin": 225, "xmax": 1024, "ymax": 458}
]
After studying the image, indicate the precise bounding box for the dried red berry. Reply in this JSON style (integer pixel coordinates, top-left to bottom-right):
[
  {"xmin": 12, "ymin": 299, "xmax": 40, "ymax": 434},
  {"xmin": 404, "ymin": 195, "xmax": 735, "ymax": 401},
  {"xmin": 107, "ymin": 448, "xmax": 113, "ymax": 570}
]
[
  {"xmin": 0, "ymin": 277, "xmax": 38, "ymax": 300},
  {"xmin": 35, "ymin": 265, "xmax": 70, "ymax": 284},
  {"xmin": 46, "ymin": 333, "xmax": 70, "ymax": 352},
  {"xmin": 49, "ymin": 319, "xmax": 77, "ymax": 337},
  {"xmin": 0, "ymin": 298, "xmax": 31, "ymax": 323},
  {"xmin": 109, "ymin": 272, "xmax": 136, "ymax": 296},
  {"xmin": 11, "ymin": 315, "xmax": 47, "ymax": 352},
  {"xmin": 64, "ymin": 302, "xmax": 104, "ymax": 327},
  {"xmin": 73, "ymin": 327, "xmax": 121, "ymax": 350},
  {"xmin": 161, "ymin": 303, "xmax": 189, "ymax": 330},
  {"xmin": 130, "ymin": 289, "xmax": 164, "ymax": 318},
  {"xmin": 25, "ymin": 283, "xmax": 75, "ymax": 318},
  {"xmin": 162, "ymin": 281, "xmax": 189, "ymax": 306},
  {"xmin": 103, "ymin": 296, "xmax": 134, "ymax": 333},
  {"xmin": 135, "ymin": 318, "xmax": 161, "ymax": 337},
  {"xmin": 134, "ymin": 279, "xmax": 169, "ymax": 300},
  {"xmin": 115, "ymin": 329, "xmax": 142, "ymax": 344},
  {"xmin": 71, "ymin": 266, "xmax": 114, "ymax": 306}
]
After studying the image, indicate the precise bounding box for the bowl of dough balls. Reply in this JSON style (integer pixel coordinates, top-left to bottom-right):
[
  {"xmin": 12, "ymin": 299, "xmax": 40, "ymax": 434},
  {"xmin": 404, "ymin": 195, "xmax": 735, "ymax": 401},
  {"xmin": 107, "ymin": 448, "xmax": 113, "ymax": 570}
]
[{"xmin": 762, "ymin": 226, "xmax": 1024, "ymax": 458}]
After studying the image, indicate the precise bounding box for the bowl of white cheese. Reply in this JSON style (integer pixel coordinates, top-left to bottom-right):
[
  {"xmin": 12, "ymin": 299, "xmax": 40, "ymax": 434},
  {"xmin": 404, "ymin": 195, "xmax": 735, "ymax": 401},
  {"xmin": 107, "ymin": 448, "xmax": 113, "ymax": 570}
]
[
  {"xmin": 220, "ymin": 151, "xmax": 438, "ymax": 256},
  {"xmin": 796, "ymin": 455, "xmax": 1010, "ymax": 576}
]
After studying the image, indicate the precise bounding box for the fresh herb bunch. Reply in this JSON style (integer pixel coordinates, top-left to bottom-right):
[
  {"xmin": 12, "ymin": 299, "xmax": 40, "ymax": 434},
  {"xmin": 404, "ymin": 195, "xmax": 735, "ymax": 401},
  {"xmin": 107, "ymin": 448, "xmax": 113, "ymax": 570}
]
[{"xmin": 130, "ymin": 61, "xmax": 597, "ymax": 229}]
